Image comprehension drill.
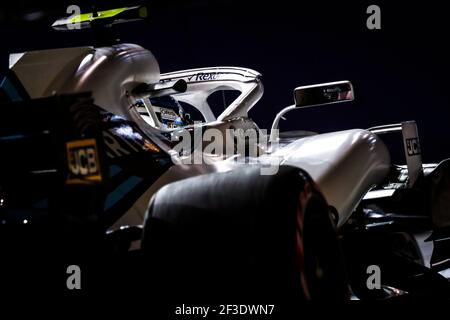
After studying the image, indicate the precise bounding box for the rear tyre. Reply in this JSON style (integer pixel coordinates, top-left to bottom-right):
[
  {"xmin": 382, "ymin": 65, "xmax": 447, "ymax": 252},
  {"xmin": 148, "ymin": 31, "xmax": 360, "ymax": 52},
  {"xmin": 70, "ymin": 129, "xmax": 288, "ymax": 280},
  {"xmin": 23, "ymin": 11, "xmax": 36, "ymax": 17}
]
[{"xmin": 142, "ymin": 165, "xmax": 348, "ymax": 303}]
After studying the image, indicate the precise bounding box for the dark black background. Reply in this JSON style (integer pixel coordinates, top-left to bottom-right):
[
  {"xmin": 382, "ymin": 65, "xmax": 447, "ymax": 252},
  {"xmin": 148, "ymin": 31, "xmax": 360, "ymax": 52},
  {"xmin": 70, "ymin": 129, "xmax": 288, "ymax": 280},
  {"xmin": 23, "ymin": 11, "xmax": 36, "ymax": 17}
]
[{"xmin": 1, "ymin": 1, "xmax": 449, "ymax": 162}]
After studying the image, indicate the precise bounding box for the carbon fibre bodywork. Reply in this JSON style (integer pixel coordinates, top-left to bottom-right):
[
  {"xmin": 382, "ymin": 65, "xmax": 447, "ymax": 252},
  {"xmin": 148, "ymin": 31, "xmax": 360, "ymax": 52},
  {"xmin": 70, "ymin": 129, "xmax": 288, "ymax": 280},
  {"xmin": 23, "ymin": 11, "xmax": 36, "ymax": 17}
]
[{"xmin": 6, "ymin": 44, "xmax": 391, "ymax": 229}]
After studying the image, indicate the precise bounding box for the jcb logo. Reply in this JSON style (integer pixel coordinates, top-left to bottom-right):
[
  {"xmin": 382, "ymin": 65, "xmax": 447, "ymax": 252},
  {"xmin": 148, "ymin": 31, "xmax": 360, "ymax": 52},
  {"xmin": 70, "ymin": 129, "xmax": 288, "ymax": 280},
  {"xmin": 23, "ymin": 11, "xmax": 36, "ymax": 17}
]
[
  {"xmin": 406, "ymin": 138, "xmax": 421, "ymax": 156},
  {"xmin": 66, "ymin": 139, "xmax": 102, "ymax": 184}
]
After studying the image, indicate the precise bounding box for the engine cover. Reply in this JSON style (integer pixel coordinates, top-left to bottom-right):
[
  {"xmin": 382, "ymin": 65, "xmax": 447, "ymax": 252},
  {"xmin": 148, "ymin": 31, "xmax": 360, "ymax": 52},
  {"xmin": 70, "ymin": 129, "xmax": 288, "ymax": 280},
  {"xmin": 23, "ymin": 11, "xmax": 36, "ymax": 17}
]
[{"xmin": 272, "ymin": 129, "xmax": 391, "ymax": 226}]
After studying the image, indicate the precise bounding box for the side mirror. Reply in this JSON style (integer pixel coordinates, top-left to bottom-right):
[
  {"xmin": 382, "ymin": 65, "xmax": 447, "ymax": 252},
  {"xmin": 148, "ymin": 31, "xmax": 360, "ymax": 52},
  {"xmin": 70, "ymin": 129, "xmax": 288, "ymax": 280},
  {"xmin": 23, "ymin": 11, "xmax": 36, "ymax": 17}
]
[{"xmin": 294, "ymin": 81, "xmax": 354, "ymax": 108}]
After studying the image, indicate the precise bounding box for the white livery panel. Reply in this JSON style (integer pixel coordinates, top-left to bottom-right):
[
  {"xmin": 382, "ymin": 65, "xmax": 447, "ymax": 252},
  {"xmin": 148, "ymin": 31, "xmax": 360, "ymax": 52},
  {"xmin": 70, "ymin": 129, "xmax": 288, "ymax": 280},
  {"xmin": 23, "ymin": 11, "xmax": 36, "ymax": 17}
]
[{"xmin": 272, "ymin": 129, "xmax": 391, "ymax": 226}]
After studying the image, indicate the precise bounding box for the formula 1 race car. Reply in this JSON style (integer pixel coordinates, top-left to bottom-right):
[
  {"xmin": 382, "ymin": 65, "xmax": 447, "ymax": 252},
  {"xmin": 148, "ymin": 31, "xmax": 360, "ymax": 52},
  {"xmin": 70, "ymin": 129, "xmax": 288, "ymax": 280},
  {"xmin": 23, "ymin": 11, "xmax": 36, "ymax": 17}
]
[{"xmin": 1, "ymin": 6, "xmax": 450, "ymax": 305}]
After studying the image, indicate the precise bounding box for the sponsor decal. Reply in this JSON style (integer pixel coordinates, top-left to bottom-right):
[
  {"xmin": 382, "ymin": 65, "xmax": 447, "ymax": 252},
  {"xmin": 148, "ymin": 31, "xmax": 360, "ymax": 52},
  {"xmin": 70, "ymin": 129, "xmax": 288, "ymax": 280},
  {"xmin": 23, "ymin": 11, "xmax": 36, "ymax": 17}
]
[
  {"xmin": 102, "ymin": 127, "xmax": 161, "ymax": 158},
  {"xmin": 405, "ymin": 137, "xmax": 421, "ymax": 156},
  {"xmin": 160, "ymin": 107, "xmax": 178, "ymax": 121},
  {"xmin": 66, "ymin": 139, "xmax": 102, "ymax": 184},
  {"xmin": 144, "ymin": 141, "xmax": 160, "ymax": 153},
  {"xmin": 187, "ymin": 72, "xmax": 219, "ymax": 82}
]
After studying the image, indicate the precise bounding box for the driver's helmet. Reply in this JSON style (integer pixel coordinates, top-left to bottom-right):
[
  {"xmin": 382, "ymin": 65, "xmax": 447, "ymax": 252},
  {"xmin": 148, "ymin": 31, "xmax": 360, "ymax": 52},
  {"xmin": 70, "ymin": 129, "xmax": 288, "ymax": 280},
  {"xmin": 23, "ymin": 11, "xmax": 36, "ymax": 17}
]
[{"xmin": 150, "ymin": 96, "xmax": 192, "ymax": 129}]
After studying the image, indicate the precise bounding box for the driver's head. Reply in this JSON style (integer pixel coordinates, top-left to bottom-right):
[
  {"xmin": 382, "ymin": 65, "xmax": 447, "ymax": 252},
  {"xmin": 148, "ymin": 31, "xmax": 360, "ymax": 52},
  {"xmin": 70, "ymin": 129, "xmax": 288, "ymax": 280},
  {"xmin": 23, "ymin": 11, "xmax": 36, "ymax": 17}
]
[{"xmin": 150, "ymin": 95, "xmax": 189, "ymax": 128}]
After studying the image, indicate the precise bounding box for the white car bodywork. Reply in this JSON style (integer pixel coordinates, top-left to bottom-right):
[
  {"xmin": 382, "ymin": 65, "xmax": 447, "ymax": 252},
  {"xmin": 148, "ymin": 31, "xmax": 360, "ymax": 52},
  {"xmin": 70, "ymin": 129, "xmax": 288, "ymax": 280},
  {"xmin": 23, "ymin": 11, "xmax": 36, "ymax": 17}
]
[{"xmin": 9, "ymin": 43, "xmax": 391, "ymax": 229}]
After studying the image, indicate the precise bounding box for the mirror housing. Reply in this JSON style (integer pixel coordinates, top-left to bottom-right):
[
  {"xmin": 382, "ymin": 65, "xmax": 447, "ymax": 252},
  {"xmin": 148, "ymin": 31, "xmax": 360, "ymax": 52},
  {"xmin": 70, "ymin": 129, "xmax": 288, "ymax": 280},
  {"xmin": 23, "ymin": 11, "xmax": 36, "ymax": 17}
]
[
  {"xmin": 294, "ymin": 80, "xmax": 354, "ymax": 108},
  {"xmin": 269, "ymin": 80, "xmax": 355, "ymax": 142}
]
